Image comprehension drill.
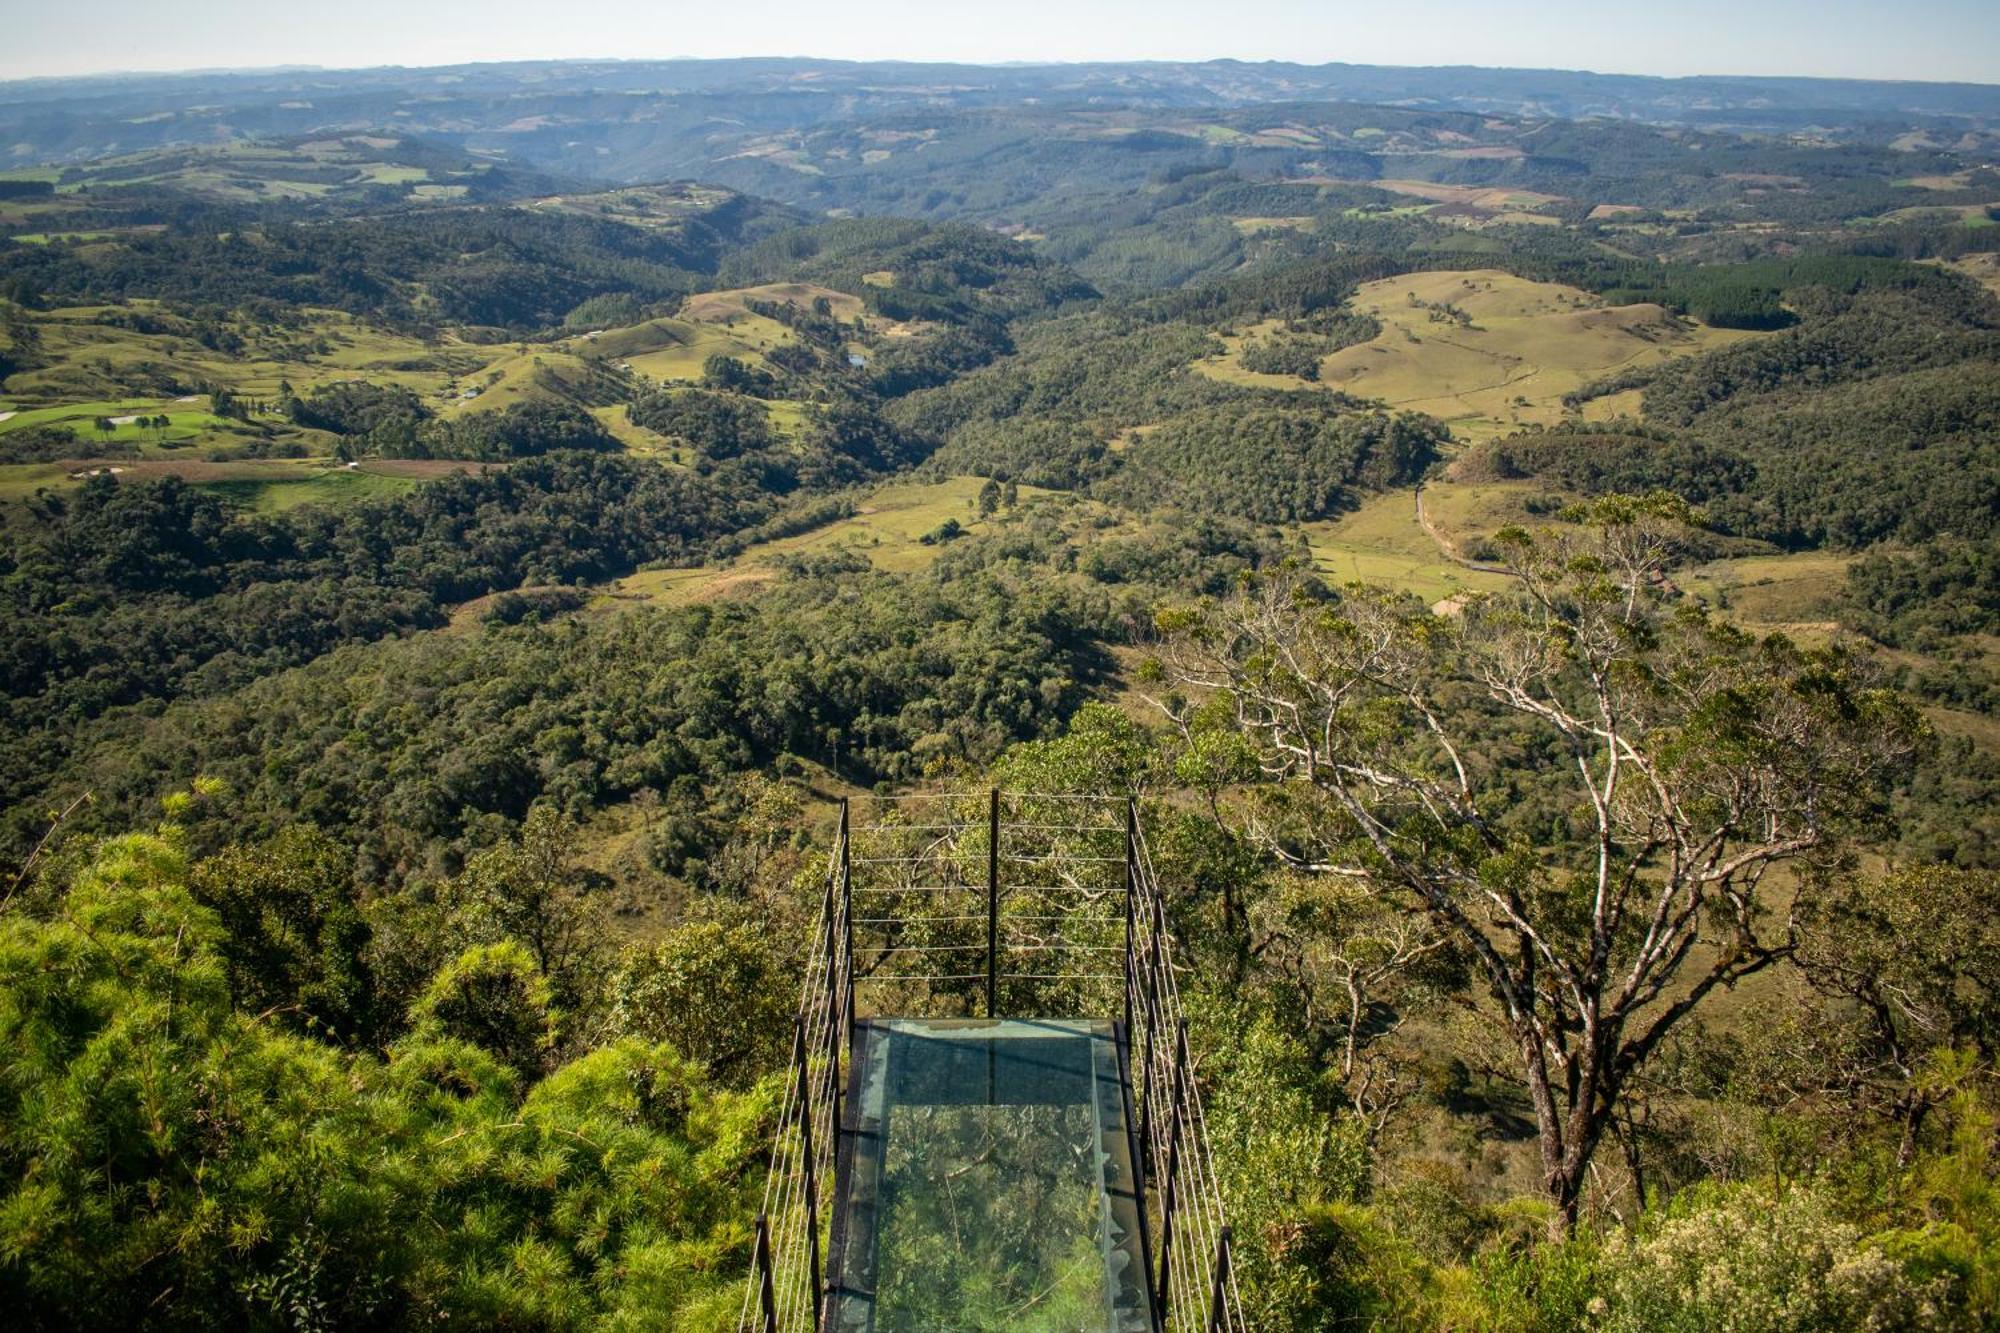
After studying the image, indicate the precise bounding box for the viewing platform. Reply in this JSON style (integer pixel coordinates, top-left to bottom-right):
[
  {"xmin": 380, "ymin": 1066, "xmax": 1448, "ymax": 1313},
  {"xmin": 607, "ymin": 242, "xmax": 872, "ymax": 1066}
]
[{"xmin": 740, "ymin": 792, "xmax": 1242, "ymax": 1333}]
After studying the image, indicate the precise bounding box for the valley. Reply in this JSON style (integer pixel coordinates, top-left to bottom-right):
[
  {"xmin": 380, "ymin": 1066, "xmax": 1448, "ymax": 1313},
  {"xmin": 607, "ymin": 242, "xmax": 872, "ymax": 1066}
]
[{"xmin": 0, "ymin": 45, "xmax": 1997, "ymax": 1333}]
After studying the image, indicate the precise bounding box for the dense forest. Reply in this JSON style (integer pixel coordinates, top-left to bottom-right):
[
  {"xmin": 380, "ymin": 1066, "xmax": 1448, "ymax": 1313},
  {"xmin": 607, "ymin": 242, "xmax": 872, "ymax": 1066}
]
[{"xmin": 2, "ymin": 50, "xmax": 2000, "ymax": 1333}]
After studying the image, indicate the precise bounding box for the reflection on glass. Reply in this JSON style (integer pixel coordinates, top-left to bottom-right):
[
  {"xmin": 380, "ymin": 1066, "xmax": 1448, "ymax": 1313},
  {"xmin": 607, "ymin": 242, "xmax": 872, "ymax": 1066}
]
[{"xmin": 832, "ymin": 1020, "xmax": 1152, "ymax": 1333}]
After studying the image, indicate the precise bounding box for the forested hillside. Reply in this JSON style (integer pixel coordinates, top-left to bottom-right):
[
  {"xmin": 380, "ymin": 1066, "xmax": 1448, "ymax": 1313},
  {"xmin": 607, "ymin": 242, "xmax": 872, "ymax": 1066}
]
[{"xmin": 2, "ymin": 53, "xmax": 1999, "ymax": 1332}]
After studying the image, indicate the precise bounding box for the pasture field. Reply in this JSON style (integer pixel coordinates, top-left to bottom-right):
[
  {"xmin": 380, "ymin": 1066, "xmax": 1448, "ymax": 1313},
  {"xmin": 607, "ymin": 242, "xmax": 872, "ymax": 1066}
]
[
  {"xmin": 2, "ymin": 303, "xmax": 492, "ymax": 403},
  {"xmin": 1228, "ymin": 216, "xmax": 1320, "ymax": 234},
  {"xmin": 1, "ymin": 288, "xmax": 830, "ymax": 464},
  {"xmin": 1296, "ymin": 481, "xmax": 1532, "ymax": 604},
  {"xmin": 444, "ymin": 347, "xmax": 611, "ymax": 418},
  {"xmin": 577, "ymin": 314, "xmax": 792, "ymax": 383},
  {"xmin": 588, "ymin": 405, "xmax": 680, "ymax": 457},
  {"xmin": 680, "ymin": 282, "xmax": 868, "ymax": 325},
  {"xmin": 1945, "ymin": 252, "xmax": 2000, "ymax": 298},
  {"xmin": 1197, "ymin": 271, "xmax": 1764, "ymax": 440},
  {"xmin": 0, "ymin": 397, "xmax": 241, "ymax": 446},
  {"xmin": 0, "ymin": 457, "xmax": 425, "ymax": 510},
  {"xmin": 1299, "ymin": 491, "xmax": 1514, "ymax": 606},
  {"xmin": 193, "ymin": 464, "xmax": 421, "ymax": 512},
  {"xmin": 612, "ymin": 476, "xmax": 1058, "ymax": 607},
  {"xmin": 7, "ymin": 231, "xmax": 119, "ymax": 245},
  {"xmin": 1289, "ymin": 177, "xmax": 1564, "ymax": 214},
  {"xmin": 1679, "ymin": 549, "xmax": 1855, "ymax": 643},
  {"xmin": 527, "ymin": 183, "xmax": 741, "ymax": 231},
  {"xmin": 0, "ymin": 137, "xmax": 480, "ymax": 207}
]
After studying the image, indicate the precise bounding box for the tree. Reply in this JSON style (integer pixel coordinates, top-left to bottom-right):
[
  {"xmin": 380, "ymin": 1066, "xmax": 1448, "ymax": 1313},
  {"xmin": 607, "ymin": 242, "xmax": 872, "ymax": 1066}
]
[
  {"xmin": 448, "ymin": 807, "xmax": 609, "ymax": 1034},
  {"xmin": 0, "ymin": 824, "xmax": 765, "ymax": 1328},
  {"xmin": 609, "ymin": 918, "xmax": 790, "ymax": 1086},
  {"xmin": 1794, "ymin": 864, "xmax": 2000, "ymax": 1167},
  {"xmin": 410, "ymin": 940, "xmax": 556, "ymax": 1078},
  {"xmin": 189, "ymin": 825, "xmax": 376, "ymax": 1044},
  {"xmin": 1148, "ymin": 495, "xmax": 1924, "ymax": 1227}
]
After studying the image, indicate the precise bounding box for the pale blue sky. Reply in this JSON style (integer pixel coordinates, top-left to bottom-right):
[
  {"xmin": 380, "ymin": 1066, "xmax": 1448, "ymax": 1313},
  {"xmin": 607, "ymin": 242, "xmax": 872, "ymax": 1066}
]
[{"xmin": 3, "ymin": 0, "xmax": 1996, "ymax": 84}]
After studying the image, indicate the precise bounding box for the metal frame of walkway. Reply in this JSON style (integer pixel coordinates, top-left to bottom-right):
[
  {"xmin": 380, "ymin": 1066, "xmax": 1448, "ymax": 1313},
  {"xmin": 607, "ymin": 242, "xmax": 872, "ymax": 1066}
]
[{"xmin": 739, "ymin": 791, "xmax": 1246, "ymax": 1332}]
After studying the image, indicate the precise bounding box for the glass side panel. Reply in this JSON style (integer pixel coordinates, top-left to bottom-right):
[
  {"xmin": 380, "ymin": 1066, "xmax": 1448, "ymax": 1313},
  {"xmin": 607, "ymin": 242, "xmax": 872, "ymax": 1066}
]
[{"xmin": 831, "ymin": 1019, "xmax": 1153, "ymax": 1333}]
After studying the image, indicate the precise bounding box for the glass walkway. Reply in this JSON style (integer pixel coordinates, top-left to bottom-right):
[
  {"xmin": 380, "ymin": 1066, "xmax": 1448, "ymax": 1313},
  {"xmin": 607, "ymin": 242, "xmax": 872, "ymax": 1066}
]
[
  {"xmin": 739, "ymin": 793, "xmax": 1243, "ymax": 1333},
  {"xmin": 827, "ymin": 1019, "xmax": 1154, "ymax": 1333}
]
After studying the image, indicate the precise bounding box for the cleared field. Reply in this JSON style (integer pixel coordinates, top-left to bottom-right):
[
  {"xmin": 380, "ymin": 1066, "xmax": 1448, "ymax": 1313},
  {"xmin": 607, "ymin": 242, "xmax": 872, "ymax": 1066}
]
[
  {"xmin": 1229, "ymin": 216, "xmax": 1318, "ymax": 234},
  {"xmin": 1290, "ymin": 178, "xmax": 1565, "ymax": 213},
  {"xmin": 0, "ymin": 397, "xmax": 238, "ymax": 445},
  {"xmin": 1294, "ymin": 484, "xmax": 1866, "ymax": 651},
  {"xmin": 3, "ymin": 137, "xmax": 468, "ymax": 206},
  {"xmin": 612, "ymin": 477, "xmax": 1054, "ymax": 607},
  {"xmin": 1296, "ymin": 487, "xmax": 1515, "ymax": 607},
  {"xmin": 8, "ymin": 231, "xmax": 119, "ymax": 245},
  {"xmin": 3, "ymin": 303, "xmax": 493, "ymax": 403},
  {"xmin": 1680, "ymin": 550, "xmax": 1855, "ymax": 643},
  {"xmin": 195, "ymin": 465, "xmax": 420, "ymax": 512},
  {"xmin": 1945, "ymin": 252, "xmax": 2000, "ymax": 298},
  {"xmin": 0, "ymin": 457, "xmax": 428, "ymax": 509},
  {"xmin": 1198, "ymin": 271, "xmax": 1764, "ymax": 441},
  {"xmin": 577, "ymin": 315, "xmax": 790, "ymax": 383},
  {"xmin": 527, "ymin": 183, "xmax": 741, "ymax": 232},
  {"xmin": 681, "ymin": 282, "xmax": 866, "ymax": 324},
  {"xmin": 445, "ymin": 347, "xmax": 609, "ymax": 418}
]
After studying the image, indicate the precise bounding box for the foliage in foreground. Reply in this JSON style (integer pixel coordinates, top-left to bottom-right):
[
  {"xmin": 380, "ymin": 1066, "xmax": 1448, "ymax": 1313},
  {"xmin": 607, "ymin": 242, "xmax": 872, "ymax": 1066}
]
[{"xmin": 0, "ymin": 819, "xmax": 770, "ymax": 1330}]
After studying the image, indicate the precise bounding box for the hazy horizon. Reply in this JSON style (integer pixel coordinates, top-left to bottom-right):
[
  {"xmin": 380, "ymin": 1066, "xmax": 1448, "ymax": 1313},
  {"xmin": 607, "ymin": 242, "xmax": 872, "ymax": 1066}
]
[
  {"xmin": 8, "ymin": 52, "xmax": 2000, "ymax": 91},
  {"xmin": 5, "ymin": 0, "xmax": 1997, "ymax": 86}
]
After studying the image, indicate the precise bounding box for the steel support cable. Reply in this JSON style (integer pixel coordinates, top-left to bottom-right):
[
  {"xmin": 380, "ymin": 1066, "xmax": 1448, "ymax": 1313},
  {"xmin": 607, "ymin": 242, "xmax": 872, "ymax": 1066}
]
[
  {"xmin": 743, "ymin": 829, "xmax": 853, "ymax": 1333},
  {"xmin": 768, "ymin": 1032, "xmax": 832, "ymax": 1325},
  {"xmin": 1150, "ymin": 991, "xmax": 1232, "ymax": 1324},
  {"xmin": 851, "ymin": 884, "xmax": 981, "ymax": 894},
  {"xmin": 1135, "ymin": 824, "xmax": 1247, "ymax": 1331},
  {"xmin": 1128, "ymin": 834, "xmax": 1233, "ymax": 1331}
]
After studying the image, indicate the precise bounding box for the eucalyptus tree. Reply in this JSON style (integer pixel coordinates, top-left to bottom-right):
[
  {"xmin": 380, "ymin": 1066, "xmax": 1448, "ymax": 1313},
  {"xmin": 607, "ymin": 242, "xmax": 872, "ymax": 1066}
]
[{"xmin": 1146, "ymin": 494, "xmax": 1923, "ymax": 1226}]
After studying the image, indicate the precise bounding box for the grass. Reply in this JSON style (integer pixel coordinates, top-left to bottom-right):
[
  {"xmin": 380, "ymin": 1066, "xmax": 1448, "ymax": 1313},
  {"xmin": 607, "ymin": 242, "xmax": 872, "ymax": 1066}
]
[
  {"xmin": 1944, "ymin": 252, "xmax": 2000, "ymax": 299},
  {"xmin": 581, "ymin": 315, "xmax": 789, "ymax": 383},
  {"xmin": 0, "ymin": 457, "xmax": 441, "ymax": 511},
  {"xmin": 1298, "ymin": 487, "xmax": 1516, "ymax": 606},
  {"xmin": 0, "ymin": 397, "xmax": 238, "ymax": 445},
  {"xmin": 612, "ymin": 477, "xmax": 1054, "ymax": 607},
  {"xmin": 447, "ymin": 347, "xmax": 607, "ymax": 418},
  {"xmin": 1, "ymin": 289, "xmax": 821, "ymax": 467},
  {"xmin": 681, "ymin": 282, "xmax": 866, "ymax": 324},
  {"xmin": 195, "ymin": 466, "xmax": 419, "ymax": 512},
  {"xmin": 4, "ymin": 303, "xmax": 491, "ymax": 405},
  {"xmin": 528, "ymin": 183, "xmax": 742, "ymax": 233},
  {"xmin": 1679, "ymin": 550, "xmax": 1855, "ymax": 643},
  {"xmin": 8, "ymin": 231, "xmax": 117, "ymax": 245},
  {"xmin": 15, "ymin": 139, "xmax": 446, "ymax": 204},
  {"xmin": 0, "ymin": 462, "xmax": 78, "ymax": 503},
  {"xmin": 1196, "ymin": 270, "xmax": 1766, "ymax": 441},
  {"xmin": 1230, "ymin": 216, "xmax": 1318, "ymax": 234}
]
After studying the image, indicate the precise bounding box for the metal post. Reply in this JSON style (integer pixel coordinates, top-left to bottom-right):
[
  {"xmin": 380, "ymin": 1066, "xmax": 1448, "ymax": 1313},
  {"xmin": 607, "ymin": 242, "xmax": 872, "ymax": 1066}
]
[
  {"xmin": 754, "ymin": 1212, "xmax": 778, "ymax": 1333},
  {"xmin": 794, "ymin": 1019, "xmax": 824, "ymax": 1328},
  {"xmin": 840, "ymin": 800, "xmax": 854, "ymax": 1043},
  {"xmin": 822, "ymin": 874, "xmax": 840, "ymax": 1064},
  {"xmin": 1205, "ymin": 1226, "xmax": 1234, "ymax": 1333},
  {"xmin": 1123, "ymin": 798, "xmax": 1136, "ymax": 1044},
  {"xmin": 986, "ymin": 787, "xmax": 999, "ymax": 1019},
  {"xmin": 1157, "ymin": 1021, "xmax": 1189, "ymax": 1319},
  {"xmin": 825, "ymin": 807, "xmax": 846, "ymax": 1114},
  {"xmin": 1137, "ymin": 897, "xmax": 1162, "ymax": 1183}
]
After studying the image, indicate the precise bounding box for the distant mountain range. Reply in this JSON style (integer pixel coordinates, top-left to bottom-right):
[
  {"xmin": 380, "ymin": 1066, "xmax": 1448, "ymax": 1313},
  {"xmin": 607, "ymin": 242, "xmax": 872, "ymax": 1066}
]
[{"xmin": 4, "ymin": 58, "xmax": 1998, "ymax": 180}]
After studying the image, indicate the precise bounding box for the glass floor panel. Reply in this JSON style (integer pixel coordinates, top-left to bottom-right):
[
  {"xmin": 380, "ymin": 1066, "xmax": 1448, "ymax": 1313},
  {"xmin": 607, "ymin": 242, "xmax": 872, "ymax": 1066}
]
[{"xmin": 830, "ymin": 1019, "xmax": 1153, "ymax": 1333}]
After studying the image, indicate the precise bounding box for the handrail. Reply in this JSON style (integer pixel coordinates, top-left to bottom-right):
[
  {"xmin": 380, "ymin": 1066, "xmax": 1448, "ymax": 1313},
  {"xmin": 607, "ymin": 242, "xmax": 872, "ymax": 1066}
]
[{"xmin": 740, "ymin": 791, "xmax": 1245, "ymax": 1332}]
